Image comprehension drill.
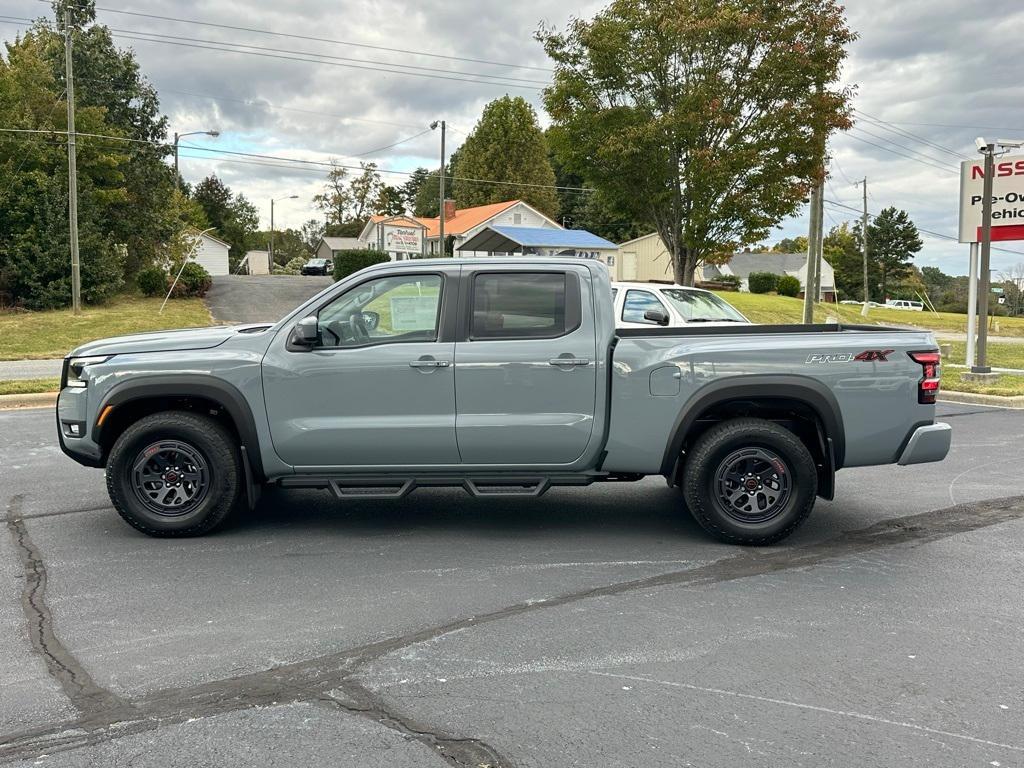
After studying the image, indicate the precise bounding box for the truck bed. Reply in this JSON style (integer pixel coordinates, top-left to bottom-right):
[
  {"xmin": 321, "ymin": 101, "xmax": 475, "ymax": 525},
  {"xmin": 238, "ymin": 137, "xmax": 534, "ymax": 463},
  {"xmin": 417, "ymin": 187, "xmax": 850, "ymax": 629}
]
[{"xmin": 602, "ymin": 323, "xmax": 939, "ymax": 475}]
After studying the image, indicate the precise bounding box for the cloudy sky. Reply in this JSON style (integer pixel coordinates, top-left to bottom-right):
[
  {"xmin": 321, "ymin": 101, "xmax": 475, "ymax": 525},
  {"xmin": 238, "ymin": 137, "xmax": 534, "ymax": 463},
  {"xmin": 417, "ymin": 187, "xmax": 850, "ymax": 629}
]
[{"xmin": 2, "ymin": 0, "xmax": 1023, "ymax": 276}]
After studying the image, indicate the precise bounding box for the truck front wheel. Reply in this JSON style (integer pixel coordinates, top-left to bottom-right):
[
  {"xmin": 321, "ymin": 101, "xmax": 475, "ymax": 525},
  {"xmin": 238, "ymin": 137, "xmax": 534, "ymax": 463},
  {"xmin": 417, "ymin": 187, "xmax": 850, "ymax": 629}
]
[
  {"xmin": 106, "ymin": 411, "xmax": 241, "ymax": 537},
  {"xmin": 682, "ymin": 418, "xmax": 817, "ymax": 545}
]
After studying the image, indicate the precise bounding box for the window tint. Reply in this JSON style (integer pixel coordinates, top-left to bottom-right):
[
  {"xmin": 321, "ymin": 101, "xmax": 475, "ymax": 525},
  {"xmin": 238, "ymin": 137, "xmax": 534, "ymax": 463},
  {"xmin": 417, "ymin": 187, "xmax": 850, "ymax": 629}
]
[
  {"xmin": 622, "ymin": 290, "xmax": 668, "ymax": 324},
  {"xmin": 472, "ymin": 272, "xmax": 568, "ymax": 339},
  {"xmin": 317, "ymin": 274, "xmax": 442, "ymax": 348}
]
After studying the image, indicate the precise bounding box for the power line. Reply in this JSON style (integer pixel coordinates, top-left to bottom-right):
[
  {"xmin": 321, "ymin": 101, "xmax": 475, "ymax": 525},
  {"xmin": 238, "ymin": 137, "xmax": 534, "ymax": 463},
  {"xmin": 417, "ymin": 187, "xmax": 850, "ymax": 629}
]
[
  {"xmin": 849, "ymin": 125, "xmax": 959, "ymax": 170},
  {"xmin": 842, "ymin": 132, "xmax": 957, "ymax": 176},
  {"xmin": 3, "ymin": 15, "xmax": 546, "ymax": 91},
  {"xmin": 105, "ymin": 26, "xmax": 551, "ymax": 87},
  {"xmin": 34, "ymin": 0, "xmax": 555, "ymax": 73},
  {"xmin": 110, "ymin": 31, "xmax": 544, "ymax": 91},
  {"xmin": 823, "ymin": 198, "xmax": 1024, "ymax": 258},
  {"xmin": 0, "ymin": 126, "xmax": 596, "ymax": 193},
  {"xmin": 853, "ymin": 109, "xmax": 969, "ymax": 160}
]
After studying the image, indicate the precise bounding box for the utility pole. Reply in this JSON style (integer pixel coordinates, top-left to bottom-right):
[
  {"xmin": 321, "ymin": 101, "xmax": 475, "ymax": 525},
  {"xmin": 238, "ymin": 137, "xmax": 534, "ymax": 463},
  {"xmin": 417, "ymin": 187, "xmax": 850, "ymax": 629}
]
[
  {"xmin": 431, "ymin": 120, "xmax": 446, "ymax": 256},
  {"xmin": 854, "ymin": 177, "xmax": 870, "ymax": 315},
  {"xmin": 64, "ymin": 7, "xmax": 81, "ymax": 315},
  {"xmin": 802, "ymin": 180, "xmax": 822, "ymax": 324},
  {"xmin": 973, "ymin": 143, "xmax": 995, "ymax": 373}
]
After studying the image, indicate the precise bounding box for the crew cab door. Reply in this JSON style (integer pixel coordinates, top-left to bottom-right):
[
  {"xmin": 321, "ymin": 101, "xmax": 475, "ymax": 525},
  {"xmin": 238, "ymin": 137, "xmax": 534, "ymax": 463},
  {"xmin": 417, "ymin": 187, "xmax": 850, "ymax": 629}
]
[
  {"xmin": 453, "ymin": 266, "xmax": 598, "ymax": 465},
  {"xmin": 262, "ymin": 267, "xmax": 459, "ymax": 469}
]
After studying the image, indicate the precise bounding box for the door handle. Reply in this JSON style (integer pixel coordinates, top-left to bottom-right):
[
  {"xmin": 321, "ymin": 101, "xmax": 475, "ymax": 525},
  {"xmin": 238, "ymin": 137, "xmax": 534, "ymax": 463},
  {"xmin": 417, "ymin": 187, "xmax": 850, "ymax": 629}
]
[
  {"xmin": 548, "ymin": 357, "xmax": 591, "ymax": 367},
  {"xmin": 409, "ymin": 359, "xmax": 451, "ymax": 368}
]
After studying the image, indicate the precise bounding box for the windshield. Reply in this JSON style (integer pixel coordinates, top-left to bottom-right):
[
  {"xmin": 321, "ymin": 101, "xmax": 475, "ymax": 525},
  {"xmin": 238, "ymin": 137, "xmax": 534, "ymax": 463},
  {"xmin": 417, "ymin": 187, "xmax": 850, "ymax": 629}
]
[{"xmin": 659, "ymin": 289, "xmax": 747, "ymax": 322}]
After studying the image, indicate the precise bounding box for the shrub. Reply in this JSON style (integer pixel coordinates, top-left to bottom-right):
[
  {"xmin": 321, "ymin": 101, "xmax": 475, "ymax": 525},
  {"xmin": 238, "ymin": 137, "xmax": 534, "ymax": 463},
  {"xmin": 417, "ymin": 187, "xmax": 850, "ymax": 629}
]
[
  {"xmin": 137, "ymin": 266, "xmax": 167, "ymax": 297},
  {"xmin": 169, "ymin": 262, "xmax": 212, "ymax": 298},
  {"xmin": 715, "ymin": 274, "xmax": 741, "ymax": 290},
  {"xmin": 275, "ymin": 257, "xmax": 306, "ymax": 275},
  {"xmin": 333, "ymin": 249, "xmax": 390, "ymax": 281},
  {"xmin": 776, "ymin": 274, "xmax": 801, "ymax": 297},
  {"xmin": 747, "ymin": 271, "xmax": 779, "ymax": 294}
]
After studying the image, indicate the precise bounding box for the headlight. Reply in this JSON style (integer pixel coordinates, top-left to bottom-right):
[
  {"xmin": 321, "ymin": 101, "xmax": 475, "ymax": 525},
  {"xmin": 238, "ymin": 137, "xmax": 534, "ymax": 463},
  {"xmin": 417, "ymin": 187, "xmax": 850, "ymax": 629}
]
[{"xmin": 65, "ymin": 355, "xmax": 111, "ymax": 388}]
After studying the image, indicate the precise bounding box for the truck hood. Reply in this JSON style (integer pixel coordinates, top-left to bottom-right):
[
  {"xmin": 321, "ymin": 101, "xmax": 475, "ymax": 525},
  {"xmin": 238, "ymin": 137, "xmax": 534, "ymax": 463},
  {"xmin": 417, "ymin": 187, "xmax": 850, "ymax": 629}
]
[{"xmin": 68, "ymin": 323, "xmax": 274, "ymax": 358}]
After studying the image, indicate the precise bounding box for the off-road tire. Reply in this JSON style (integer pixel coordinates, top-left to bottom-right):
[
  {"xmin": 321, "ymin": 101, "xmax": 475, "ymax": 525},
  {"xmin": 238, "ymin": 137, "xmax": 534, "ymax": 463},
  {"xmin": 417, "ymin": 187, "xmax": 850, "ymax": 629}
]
[
  {"xmin": 682, "ymin": 417, "xmax": 817, "ymax": 545},
  {"xmin": 106, "ymin": 411, "xmax": 241, "ymax": 537}
]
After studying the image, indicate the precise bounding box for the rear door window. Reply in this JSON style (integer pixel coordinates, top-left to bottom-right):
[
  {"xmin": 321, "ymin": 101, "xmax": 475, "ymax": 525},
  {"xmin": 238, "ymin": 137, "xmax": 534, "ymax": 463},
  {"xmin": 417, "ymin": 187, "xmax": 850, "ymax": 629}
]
[{"xmin": 470, "ymin": 272, "xmax": 580, "ymax": 339}]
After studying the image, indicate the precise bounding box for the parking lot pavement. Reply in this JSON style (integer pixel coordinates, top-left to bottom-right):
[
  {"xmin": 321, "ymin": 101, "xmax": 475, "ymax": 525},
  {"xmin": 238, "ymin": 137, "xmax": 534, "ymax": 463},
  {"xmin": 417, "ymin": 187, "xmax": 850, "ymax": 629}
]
[
  {"xmin": 1, "ymin": 402, "xmax": 1023, "ymax": 766},
  {"xmin": 203, "ymin": 275, "xmax": 332, "ymax": 324}
]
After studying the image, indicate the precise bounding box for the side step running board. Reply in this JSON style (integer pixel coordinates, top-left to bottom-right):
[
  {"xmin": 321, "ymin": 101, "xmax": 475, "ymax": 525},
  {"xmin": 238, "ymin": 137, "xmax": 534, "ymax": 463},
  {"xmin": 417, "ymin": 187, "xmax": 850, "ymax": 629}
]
[{"xmin": 278, "ymin": 473, "xmax": 593, "ymax": 499}]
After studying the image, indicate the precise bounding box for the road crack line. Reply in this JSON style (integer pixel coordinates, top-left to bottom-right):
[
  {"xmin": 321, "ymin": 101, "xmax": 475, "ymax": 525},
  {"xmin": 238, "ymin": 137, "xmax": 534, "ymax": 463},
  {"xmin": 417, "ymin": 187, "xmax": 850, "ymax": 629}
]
[
  {"xmin": 2, "ymin": 494, "xmax": 1023, "ymax": 764},
  {"xmin": 5, "ymin": 495, "xmax": 136, "ymax": 727}
]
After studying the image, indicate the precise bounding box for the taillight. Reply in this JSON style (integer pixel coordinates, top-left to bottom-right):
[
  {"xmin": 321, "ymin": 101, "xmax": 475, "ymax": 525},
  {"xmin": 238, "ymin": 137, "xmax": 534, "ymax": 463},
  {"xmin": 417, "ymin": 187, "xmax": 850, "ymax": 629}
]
[{"xmin": 909, "ymin": 350, "xmax": 941, "ymax": 404}]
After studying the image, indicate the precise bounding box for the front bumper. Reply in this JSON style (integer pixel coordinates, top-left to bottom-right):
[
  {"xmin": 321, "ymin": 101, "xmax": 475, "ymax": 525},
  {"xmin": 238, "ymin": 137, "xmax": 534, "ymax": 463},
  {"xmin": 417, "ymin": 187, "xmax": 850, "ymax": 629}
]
[
  {"xmin": 897, "ymin": 422, "xmax": 952, "ymax": 466},
  {"xmin": 56, "ymin": 386, "xmax": 104, "ymax": 467}
]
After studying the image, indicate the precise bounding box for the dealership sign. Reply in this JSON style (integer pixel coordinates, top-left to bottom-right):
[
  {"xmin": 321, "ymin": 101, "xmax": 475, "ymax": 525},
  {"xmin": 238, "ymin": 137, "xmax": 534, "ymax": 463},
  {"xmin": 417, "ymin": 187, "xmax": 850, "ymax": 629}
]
[
  {"xmin": 382, "ymin": 224, "xmax": 423, "ymax": 254},
  {"xmin": 958, "ymin": 155, "xmax": 1024, "ymax": 243}
]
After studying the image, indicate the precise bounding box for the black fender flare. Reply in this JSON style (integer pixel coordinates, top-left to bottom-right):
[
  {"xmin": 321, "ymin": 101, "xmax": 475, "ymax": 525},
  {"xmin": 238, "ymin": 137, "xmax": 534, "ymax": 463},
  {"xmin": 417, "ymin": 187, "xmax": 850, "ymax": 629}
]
[
  {"xmin": 660, "ymin": 375, "xmax": 846, "ymax": 476},
  {"xmin": 93, "ymin": 375, "xmax": 265, "ymax": 481}
]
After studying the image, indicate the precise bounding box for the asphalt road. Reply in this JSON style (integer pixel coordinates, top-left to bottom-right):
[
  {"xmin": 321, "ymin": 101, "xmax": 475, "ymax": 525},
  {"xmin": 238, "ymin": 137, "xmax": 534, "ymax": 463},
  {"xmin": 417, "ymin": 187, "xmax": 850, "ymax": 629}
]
[
  {"xmin": 1, "ymin": 403, "xmax": 1023, "ymax": 766},
  {"xmin": 203, "ymin": 275, "xmax": 333, "ymax": 324}
]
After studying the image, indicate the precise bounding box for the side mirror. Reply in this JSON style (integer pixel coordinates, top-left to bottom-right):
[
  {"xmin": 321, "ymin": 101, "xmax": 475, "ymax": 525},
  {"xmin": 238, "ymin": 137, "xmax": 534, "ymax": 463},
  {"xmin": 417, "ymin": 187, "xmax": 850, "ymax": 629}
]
[
  {"xmin": 644, "ymin": 309, "xmax": 670, "ymax": 326},
  {"xmin": 361, "ymin": 310, "xmax": 380, "ymax": 331},
  {"xmin": 290, "ymin": 315, "xmax": 319, "ymax": 348}
]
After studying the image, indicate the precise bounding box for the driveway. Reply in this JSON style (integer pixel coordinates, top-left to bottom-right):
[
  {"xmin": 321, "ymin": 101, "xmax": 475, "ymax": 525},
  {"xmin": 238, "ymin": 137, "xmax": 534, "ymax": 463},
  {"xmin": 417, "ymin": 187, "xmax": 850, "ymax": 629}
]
[
  {"xmin": 204, "ymin": 275, "xmax": 333, "ymax": 324},
  {"xmin": 2, "ymin": 403, "xmax": 1024, "ymax": 766}
]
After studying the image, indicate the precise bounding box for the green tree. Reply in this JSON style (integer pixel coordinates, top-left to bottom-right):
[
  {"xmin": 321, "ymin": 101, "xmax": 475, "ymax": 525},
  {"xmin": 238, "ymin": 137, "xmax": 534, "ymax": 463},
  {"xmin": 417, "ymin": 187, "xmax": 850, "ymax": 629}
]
[
  {"xmin": 192, "ymin": 175, "xmax": 259, "ymax": 269},
  {"xmin": 774, "ymin": 236, "xmax": 809, "ymax": 253},
  {"xmin": 0, "ymin": 30, "xmax": 129, "ymax": 308},
  {"xmin": 867, "ymin": 207, "xmax": 922, "ymax": 300},
  {"xmin": 539, "ymin": 0, "xmax": 854, "ymax": 285},
  {"xmin": 300, "ymin": 218, "xmax": 325, "ymax": 251},
  {"xmin": 401, "ymin": 167, "xmax": 431, "ymax": 214},
  {"xmin": 374, "ymin": 183, "xmax": 405, "ymax": 216},
  {"xmin": 453, "ymin": 96, "xmax": 558, "ymax": 217},
  {"xmin": 413, "ymin": 169, "xmax": 442, "ymax": 217},
  {"xmin": 314, "ymin": 161, "xmax": 383, "ymax": 230},
  {"xmin": 42, "ymin": 1, "xmax": 176, "ymax": 279},
  {"xmin": 821, "ymin": 222, "xmax": 871, "ymax": 300}
]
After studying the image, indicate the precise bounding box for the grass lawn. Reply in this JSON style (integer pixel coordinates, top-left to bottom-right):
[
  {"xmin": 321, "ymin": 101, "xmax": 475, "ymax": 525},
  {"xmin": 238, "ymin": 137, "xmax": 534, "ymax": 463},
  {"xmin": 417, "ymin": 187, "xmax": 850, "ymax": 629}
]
[
  {"xmin": 938, "ymin": 339, "xmax": 1024, "ymax": 396},
  {"xmin": 0, "ymin": 296, "xmax": 213, "ymax": 361},
  {"xmin": 0, "ymin": 378, "xmax": 60, "ymax": 395},
  {"xmin": 714, "ymin": 291, "xmax": 1024, "ymax": 338}
]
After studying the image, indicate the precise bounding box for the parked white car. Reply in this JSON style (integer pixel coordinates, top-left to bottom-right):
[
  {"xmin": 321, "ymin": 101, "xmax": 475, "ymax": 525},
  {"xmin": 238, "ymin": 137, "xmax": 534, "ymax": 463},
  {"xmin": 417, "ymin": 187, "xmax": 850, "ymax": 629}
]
[
  {"xmin": 885, "ymin": 299, "xmax": 924, "ymax": 311},
  {"xmin": 611, "ymin": 282, "xmax": 751, "ymax": 328}
]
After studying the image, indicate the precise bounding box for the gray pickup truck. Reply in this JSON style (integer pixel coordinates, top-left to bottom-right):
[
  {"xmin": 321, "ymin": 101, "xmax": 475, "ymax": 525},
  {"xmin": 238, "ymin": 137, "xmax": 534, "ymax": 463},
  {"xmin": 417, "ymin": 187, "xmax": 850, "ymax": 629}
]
[{"xmin": 57, "ymin": 258, "xmax": 950, "ymax": 544}]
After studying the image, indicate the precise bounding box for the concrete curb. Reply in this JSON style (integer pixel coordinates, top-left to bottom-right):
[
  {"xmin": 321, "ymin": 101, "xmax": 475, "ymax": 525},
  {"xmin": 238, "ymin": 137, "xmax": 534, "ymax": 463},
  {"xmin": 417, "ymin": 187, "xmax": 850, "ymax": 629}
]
[
  {"xmin": 939, "ymin": 391, "xmax": 1024, "ymax": 409},
  {"xmin": 0, "ymin": 391, "xmax": 57, "ymax": 410}
]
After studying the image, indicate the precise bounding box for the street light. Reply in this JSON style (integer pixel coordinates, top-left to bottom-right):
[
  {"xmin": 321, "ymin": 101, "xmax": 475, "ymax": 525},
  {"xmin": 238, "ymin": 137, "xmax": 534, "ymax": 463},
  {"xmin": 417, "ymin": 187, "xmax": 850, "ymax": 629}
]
[
  {"xmin": 270, "ymin": 195, "xmax": 300, "ymax": 272},
  {"xmin": 973, "ymin": 137, "xmax": 1023, "ymax": 373},
  {"xmin": 173, "ymin": 130, "xmax": 220, "ymax": 191}
]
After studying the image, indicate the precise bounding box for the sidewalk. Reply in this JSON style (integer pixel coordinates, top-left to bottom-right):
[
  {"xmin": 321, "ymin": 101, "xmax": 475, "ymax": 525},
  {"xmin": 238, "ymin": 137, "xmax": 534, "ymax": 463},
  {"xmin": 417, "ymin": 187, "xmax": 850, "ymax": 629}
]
[{"xmin": 0, "ymin": 359, "xmax": 62, "ymax": 380}]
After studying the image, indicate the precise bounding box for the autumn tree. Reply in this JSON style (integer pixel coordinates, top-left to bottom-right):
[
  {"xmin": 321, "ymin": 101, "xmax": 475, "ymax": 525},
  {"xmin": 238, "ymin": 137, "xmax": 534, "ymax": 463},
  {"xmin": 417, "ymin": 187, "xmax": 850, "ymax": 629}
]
[
  {"xmin": 192, "ymin": 175, "xmax": 259, "ymax": 269},
  {"xmin": 314, "ymin": 161, "xmax": 384, "ymax": 235},
  {"xmin": 453, "ymin": 96, "xmax": 558, "ymax": 217},
  {"xmin": 539, "ymin": 0, "xmax": 855, "ymax": 285}
]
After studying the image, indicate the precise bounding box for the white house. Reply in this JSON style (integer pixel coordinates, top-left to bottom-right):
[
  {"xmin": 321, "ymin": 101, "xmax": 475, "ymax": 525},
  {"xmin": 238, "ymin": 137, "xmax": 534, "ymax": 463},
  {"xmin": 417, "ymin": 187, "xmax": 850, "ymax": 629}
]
[
  {"xmin": 703, "ymin": 252, "xmax": 837, "ymax": 302},
  {"xmin": 359, "ymin": 200, "xmax": 561, "ymax": 260},
  {"xmin": 187, "ymin": 229, "xmax": 231, "ymax": 276},
  {"xmin": 314, "ymin": 236, "xmax": 363, "ymax": 261}
]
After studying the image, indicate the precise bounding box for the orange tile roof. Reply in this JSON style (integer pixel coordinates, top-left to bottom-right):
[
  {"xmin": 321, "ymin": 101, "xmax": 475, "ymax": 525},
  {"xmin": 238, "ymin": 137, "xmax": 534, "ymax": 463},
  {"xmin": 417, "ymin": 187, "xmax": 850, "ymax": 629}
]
[{"xmin": 371, "ymin": 200, "xmax": 520, "ymax": 239}]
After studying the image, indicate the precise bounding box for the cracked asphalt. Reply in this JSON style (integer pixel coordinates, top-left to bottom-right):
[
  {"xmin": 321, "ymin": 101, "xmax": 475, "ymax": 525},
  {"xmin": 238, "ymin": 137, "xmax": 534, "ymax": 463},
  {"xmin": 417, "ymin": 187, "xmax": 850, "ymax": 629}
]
[{"xmin": 1, "ymin": 402, "xmax": 1023, "ymax": 767}]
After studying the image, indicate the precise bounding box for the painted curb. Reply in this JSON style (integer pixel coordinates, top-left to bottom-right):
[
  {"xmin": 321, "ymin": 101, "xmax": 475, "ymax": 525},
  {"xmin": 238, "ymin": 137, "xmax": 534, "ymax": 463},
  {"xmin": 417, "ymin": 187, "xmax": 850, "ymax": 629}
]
[
  {"xmin": 0, "ymin": 391, "xmax": 58, "ymax": 410},
  {"xmin": 939, "ymin": 391, "xmax": 1024, "ymax": 409}
]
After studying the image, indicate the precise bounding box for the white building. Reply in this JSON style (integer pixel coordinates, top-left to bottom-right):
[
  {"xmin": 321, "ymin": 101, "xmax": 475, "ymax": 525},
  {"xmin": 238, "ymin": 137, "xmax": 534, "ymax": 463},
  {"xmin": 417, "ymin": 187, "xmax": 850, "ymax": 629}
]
[
  {"xmin": 187, "ymin": 229, "xmax": 231, "ymax": 276},
  {"xmin": 314, "ymin": 236, "xmax": 364, "ymax": 262}
]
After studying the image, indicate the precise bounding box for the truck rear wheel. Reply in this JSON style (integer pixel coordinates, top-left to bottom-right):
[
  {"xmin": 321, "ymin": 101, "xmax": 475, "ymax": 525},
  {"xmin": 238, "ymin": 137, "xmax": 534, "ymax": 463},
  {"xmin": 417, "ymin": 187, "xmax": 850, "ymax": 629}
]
[
  {"xmin": 106, "ymin": 411, "xmax": 241, "ymax": 537},
  {"xmin": 682, "ymin": 418, "xmax": 817, "ymax": 545}
]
